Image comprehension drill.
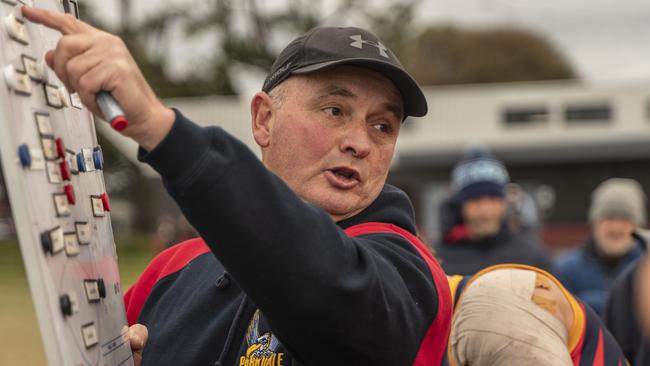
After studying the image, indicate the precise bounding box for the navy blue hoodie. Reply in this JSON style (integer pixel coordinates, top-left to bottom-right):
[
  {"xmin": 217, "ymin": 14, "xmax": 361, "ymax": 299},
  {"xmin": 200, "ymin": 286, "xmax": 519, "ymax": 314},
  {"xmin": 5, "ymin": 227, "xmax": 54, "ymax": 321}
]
[
  {"xmin": 124, "ymin": 111, "xmax": 451, "ymax": 365},
  {"xmin": 555, "ymin": 234, "xmax": 646, "ymax": 315}
]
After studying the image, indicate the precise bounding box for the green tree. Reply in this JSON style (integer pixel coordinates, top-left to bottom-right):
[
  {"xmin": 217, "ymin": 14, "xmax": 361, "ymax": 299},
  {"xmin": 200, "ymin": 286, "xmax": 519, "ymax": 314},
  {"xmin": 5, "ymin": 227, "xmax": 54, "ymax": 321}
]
[
  {"xmin": 81, "ymin": 0, "xmax": 425, "ymax": 97},
  {"xmin": 83, "ymin": 1, "xmax": 574, "ymax": 95},
  {"xmin": 402, "ymin": 26, "xmax": 575, "ymax": 85}
]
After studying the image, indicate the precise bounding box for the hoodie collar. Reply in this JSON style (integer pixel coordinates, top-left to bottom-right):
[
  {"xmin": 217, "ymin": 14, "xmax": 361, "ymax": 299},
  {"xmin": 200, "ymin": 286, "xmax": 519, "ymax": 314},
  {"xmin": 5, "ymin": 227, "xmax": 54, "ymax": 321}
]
[
  {"xmin": 444, "ymin": 222, "xmax": 512, "ymax": 247},
  {"xmin": 586, "ymin": 232, "xmax": 647, "ymax": 265},
  {"xmin": 336, "ymin": 184, "xmax": 417, "ymax": 234}
]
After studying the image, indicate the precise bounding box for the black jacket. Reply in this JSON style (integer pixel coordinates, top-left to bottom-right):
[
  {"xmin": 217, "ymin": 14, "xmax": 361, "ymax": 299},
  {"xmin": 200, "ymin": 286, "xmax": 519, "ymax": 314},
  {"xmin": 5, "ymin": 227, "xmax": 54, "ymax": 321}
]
[
  {"xmin": 435, "ymin": 197, "xmax": 551, "ymax": 276},
  {"xmin": 604, "ymin": 255, "xmax": 650, "ymax": 365},
  {"xmin": 124, "ymin": 110, "xmax": 450, "ymax": 365}
]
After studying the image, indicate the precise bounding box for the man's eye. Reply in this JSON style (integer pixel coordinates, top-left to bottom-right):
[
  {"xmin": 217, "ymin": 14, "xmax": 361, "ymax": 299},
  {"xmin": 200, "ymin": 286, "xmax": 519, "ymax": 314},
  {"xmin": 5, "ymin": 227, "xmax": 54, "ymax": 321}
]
[
  {"xmin": 372, "ymin": 123, "xmax": 392, "ymax": 134},
  {"xmin": 323, "ymin": 107, "xmax": 342, "ymax": 116}
]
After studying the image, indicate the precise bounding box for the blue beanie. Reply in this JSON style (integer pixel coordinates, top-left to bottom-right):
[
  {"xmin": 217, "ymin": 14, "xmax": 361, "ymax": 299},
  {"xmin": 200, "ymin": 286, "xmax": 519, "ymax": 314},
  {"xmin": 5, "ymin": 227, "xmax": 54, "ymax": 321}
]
[{"xmin": 451, "ymin": 147, "xmax": 509, "ymax": 204}]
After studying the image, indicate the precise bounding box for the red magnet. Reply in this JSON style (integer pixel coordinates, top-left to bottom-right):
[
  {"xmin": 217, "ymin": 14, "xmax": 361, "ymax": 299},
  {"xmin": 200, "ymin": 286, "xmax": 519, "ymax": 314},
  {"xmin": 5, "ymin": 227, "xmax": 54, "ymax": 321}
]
[
  {"xmin": 59, "ymin": 160, "xmax": 71, "ymax": 181},
  {"xmin": 55, "ymin": 137, "xmax": 65, "ymax": 159},
  {"xmin": 100, "ymin": 192, "xmax": 110, "ymax": 211},
  {"xmin": 64, "ymin": 184, "xmax": 75, "ymax": 205}
]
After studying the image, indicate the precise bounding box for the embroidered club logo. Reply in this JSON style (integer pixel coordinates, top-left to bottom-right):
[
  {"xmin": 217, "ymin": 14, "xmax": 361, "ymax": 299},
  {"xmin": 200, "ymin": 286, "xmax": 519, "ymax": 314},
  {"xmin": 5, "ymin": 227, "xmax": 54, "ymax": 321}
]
[
  {"xmin": 239, "ymin": 310, "xmax": 285, "ymax": 366},
  {"xmin": 349, "ymin": 35, "xmax": 389, "ymax": 58}
]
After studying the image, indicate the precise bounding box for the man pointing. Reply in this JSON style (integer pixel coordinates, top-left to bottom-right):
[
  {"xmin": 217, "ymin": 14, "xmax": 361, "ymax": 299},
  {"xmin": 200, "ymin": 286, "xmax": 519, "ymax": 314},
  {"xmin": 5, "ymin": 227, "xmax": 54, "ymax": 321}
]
[{"xmin": 22, "ymin": 6, "xmax": 451, "ymax": 366}]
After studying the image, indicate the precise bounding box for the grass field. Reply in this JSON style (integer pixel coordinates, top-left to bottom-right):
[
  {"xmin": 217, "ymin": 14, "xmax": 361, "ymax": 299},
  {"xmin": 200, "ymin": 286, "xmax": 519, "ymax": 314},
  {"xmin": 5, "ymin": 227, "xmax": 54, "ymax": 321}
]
[{"xmin": 0, "ymin": 238, "xmax": 154, "ymax": 366}]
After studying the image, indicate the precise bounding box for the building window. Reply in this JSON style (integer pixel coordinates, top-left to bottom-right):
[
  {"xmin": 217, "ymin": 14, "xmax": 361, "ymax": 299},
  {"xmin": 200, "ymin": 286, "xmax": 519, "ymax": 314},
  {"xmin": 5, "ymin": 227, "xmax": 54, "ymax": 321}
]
[
  {"xmin": 564, "ymin": 104, "xmax": 612, "ymax": 124},
  {"xmin": 502, "ymin": 107, "xmax": 549, "ymax": 128}
]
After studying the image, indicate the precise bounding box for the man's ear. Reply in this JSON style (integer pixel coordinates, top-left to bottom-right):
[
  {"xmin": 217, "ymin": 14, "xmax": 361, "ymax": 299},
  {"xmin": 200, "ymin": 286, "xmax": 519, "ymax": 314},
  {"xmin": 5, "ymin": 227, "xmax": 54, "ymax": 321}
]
[{"xmin": 251, "ymin": 91, "xmax": 274, "ymax": 148}]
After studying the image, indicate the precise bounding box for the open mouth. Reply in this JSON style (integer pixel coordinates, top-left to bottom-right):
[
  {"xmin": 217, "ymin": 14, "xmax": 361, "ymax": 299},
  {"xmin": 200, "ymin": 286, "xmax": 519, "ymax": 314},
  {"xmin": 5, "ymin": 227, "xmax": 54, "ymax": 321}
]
[
  {"xmin": 332, "ymin": 167, "xmax": 359, "ymax": 180},
  {"xmin": 326, "ymin": 167, "xmax": 361, "ymax": 189}
]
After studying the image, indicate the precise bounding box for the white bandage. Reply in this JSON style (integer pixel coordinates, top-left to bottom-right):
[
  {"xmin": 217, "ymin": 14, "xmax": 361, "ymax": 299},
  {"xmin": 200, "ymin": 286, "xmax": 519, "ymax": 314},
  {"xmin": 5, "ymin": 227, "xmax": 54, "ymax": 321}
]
[{"xmin": 450, "ymin": 269, "xmax": 573, "ymax": 366}]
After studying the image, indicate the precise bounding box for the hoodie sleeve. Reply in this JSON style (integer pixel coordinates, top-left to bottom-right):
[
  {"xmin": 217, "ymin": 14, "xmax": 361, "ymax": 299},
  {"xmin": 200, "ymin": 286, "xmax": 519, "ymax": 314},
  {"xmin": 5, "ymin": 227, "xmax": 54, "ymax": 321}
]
[{"xmin": 137, "ymin": 110, "xmax": 446, "ymax": 365}]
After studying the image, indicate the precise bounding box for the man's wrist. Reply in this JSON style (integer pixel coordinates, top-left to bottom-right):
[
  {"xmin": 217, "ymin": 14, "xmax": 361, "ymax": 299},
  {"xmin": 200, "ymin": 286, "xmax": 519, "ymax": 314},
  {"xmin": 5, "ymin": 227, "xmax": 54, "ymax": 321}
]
[{"xmin": 126, "ymin": 104, "xmax": 176, "ymax": 152}]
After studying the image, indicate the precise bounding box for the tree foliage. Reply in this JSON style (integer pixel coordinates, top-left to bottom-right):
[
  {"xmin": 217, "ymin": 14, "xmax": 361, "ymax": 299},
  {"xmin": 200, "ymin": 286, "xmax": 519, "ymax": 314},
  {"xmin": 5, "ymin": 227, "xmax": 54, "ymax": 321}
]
[
  {"xmin": 81, "ymin": 0, "xmax": 575, "ymax": 96},
  {"xmin": 402, "ymin": 26, "xmax": 575, "ymax": 85}
]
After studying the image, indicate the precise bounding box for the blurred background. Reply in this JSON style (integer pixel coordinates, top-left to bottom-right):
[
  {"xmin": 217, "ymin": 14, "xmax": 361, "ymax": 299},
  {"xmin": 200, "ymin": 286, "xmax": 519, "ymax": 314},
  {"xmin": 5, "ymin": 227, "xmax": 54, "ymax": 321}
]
[{"xmin": 2, "ymin": 0, "xmax": 650, "ymax": 364}]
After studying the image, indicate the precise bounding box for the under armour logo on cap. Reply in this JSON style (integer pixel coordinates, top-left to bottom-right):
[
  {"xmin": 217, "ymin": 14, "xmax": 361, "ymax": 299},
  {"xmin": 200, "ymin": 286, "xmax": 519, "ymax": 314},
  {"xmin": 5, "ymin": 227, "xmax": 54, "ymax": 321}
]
[
  {"xmin": 349, "ymin": 35, "xmax": 389, "ymax": 58},
  {"xmin": 262, "ymin": 26, "xmax": 428, "ymax": 118}
]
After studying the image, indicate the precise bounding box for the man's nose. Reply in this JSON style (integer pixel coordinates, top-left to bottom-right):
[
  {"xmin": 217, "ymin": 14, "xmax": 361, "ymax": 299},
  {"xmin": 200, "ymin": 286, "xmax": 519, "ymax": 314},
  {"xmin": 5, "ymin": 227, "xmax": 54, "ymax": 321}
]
[{"xmin": 340, "ymin": 120, "xmax": 371, "ymax": 159}]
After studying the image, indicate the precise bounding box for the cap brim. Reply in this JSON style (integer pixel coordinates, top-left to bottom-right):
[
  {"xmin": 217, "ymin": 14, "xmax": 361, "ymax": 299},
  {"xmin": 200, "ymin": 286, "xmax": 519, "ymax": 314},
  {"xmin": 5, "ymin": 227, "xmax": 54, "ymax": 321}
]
[{"xmin": 291, "ymin": 58, "xmax": 428, "ymax": 118}]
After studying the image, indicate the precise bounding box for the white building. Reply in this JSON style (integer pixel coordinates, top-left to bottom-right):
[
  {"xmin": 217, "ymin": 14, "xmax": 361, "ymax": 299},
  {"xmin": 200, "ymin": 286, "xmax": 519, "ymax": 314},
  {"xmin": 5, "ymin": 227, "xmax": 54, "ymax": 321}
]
[
  {"xmin": 65, "ymin": 79, "xmax": 650, "ymax": 247},
  {"xmin": 397, "ymin": 78, "xmax": 650, "ymax": 167},
  {"xmin": 98, "ymin": 78, "xmax": 650, "ymax": 169}
]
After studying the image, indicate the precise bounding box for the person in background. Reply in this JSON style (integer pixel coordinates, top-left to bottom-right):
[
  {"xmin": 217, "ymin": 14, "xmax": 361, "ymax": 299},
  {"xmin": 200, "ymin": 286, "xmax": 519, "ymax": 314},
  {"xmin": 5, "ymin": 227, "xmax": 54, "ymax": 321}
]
[
  {"xmin": 505, "ymin": 182, "xmax": 542, "ymax": 244},
  {"xmin": 604, "ymin": 249, "xmax": 650, "ymax": 365},
  {"xmin": 435, "ymin": 148, "xmax": 551, "ymax": 275},
  {"xmin": 555, "ymin": 178, "xmax": 647, "ymax": 315}
]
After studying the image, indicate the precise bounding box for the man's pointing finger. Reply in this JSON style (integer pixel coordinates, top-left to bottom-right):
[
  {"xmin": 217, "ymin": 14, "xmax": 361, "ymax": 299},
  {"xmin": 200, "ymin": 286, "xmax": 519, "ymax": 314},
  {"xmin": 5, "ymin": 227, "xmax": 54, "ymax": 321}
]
[{"xmin": 21, "ymin": 6, "xmax": 90, "ymax": 35}]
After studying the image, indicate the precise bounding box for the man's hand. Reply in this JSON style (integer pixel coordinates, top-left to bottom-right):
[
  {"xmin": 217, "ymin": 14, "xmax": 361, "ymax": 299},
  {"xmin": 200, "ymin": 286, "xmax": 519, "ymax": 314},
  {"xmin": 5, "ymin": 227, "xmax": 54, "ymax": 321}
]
[
  {"xmin": 21, "ymin": 6, "xmax": 175, "ymax": 151},
  {"xmin": 127, "ymin": 323, "xmax": 148, "ymax": 366}
]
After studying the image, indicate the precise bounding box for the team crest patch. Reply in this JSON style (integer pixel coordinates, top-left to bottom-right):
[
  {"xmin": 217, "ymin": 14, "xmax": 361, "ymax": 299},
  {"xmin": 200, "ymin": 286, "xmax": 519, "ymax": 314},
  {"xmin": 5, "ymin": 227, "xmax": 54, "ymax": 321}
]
[{"xmin": 240, "ymin": 310, "xmax": 286, "ymax": 366}]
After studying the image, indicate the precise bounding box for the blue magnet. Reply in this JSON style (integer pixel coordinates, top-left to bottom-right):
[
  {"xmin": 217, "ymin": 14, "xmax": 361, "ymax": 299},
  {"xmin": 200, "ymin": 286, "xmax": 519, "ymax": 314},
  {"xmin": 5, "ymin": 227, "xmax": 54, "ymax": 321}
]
[
  {"xmin": 76, "ymin": 152, "xmax": 86, "ymax": 172},
  {"xmin": 18, "ymin": 144, "xmax": 31, "ymax": 168},
  {"xmin": 92, "ymin": 149, "xmax": 103, "ymax": 170}
]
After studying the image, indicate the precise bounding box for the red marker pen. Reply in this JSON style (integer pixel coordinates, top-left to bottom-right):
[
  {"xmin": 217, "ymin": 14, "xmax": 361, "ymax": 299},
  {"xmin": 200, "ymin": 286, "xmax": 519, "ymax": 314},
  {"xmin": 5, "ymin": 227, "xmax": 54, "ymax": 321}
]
[{"xmin": 96, "ymin": 91, "xmax": 128, "ymax": 131}]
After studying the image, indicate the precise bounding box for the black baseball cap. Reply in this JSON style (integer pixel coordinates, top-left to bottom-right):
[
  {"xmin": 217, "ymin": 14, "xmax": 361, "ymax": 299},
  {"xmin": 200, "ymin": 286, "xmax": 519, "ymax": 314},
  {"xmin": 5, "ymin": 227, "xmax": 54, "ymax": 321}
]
[{"xmin": 262, "ymin": 26, "xmax": 428, "ymax": 118}]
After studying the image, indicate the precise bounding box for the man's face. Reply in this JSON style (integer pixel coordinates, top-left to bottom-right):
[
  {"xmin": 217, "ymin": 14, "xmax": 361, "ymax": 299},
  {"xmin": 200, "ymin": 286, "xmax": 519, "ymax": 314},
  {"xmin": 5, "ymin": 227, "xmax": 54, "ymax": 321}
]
[
  {"xmin": 252, "ymin": 66, "xmax": 403, "ymax": 221},
  {"xmin": 462, "ymin": 195, "xmax": 506, "ymax": 240},
  {"xmin": 593, "ymin": 217, "xmax": 636, "ymax": 257}
]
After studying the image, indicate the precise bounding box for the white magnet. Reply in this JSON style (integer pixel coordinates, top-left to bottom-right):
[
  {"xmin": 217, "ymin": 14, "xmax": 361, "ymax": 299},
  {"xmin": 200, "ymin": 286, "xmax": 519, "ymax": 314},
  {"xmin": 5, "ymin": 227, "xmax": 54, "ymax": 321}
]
[
  {"xmin": 59, "ymin": 86, "xmax": 71, "ymax": 107},
  {"xmin": 35, "ymin": 113, "xmax": 53, "ymax": 136},
  {"xmin": 64, "ymin": 231, "xmax": 79, "ymax": 256},
  {"xmin": 49, "ymin": 226, "xmax": 65, "ymax": 254},
  {"xmin": 81, "ymin": 322, "xmax": 99, "ymax": 348},
  {"xmin": 82, "ymin": 148, "xmax": 95, "ymax": 172},
  {"xmin": 75, "ymin": 222, "xmax": 91, "ymax": 245},
  {"xmin": 53, "ymin": 193, "xmax": 71, "ymax": 217},
  {"xmin": 41, "ymin": 137, "xmax": 58, "ymax": 161},
  {"xmin": 4, "ymin": 65, "xmax": 32, "ymax": 95},
  {"xmin": 66, "ymin": 150, "xmax": 79, "ymax": 174},
  {"xmin": 70, "ymin": 92, "xmax": 83, "ymax": 109},
  {"xmin": 83, "ymin": 280, "xmax": 100, "ymax": 303},
  {"xmin": 44, "ymin": 84, "xmax": 63, "ymax": 108},
  {"xmin": 91, "ymin": 195, "xmax": 104, "ymax": 217},
  {"xmin": 68, "ymin": 291, "xmax": 80, "ymax": 314},
  {"xmin": 46, "ymin": 162, "xmax": 62, "ymax": 184},
  {"xmin": 29, "ymin": 148, "xmax": 45, "ymax": 170},
  {"xmin": 4, "ymin": 13, "xmax": 29, "ymax": 45},
  {"xmin": 22, "ymin": 55, "xmax": 45, "ymax": 82}
]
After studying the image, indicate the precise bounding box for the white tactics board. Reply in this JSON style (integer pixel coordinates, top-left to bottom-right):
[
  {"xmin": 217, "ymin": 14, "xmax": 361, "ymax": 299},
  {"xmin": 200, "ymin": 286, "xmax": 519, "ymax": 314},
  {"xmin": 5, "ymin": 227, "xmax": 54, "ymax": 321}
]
[{"xmin": 0, "ymin": 1, "xmax": 134, "ymax": 365}]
